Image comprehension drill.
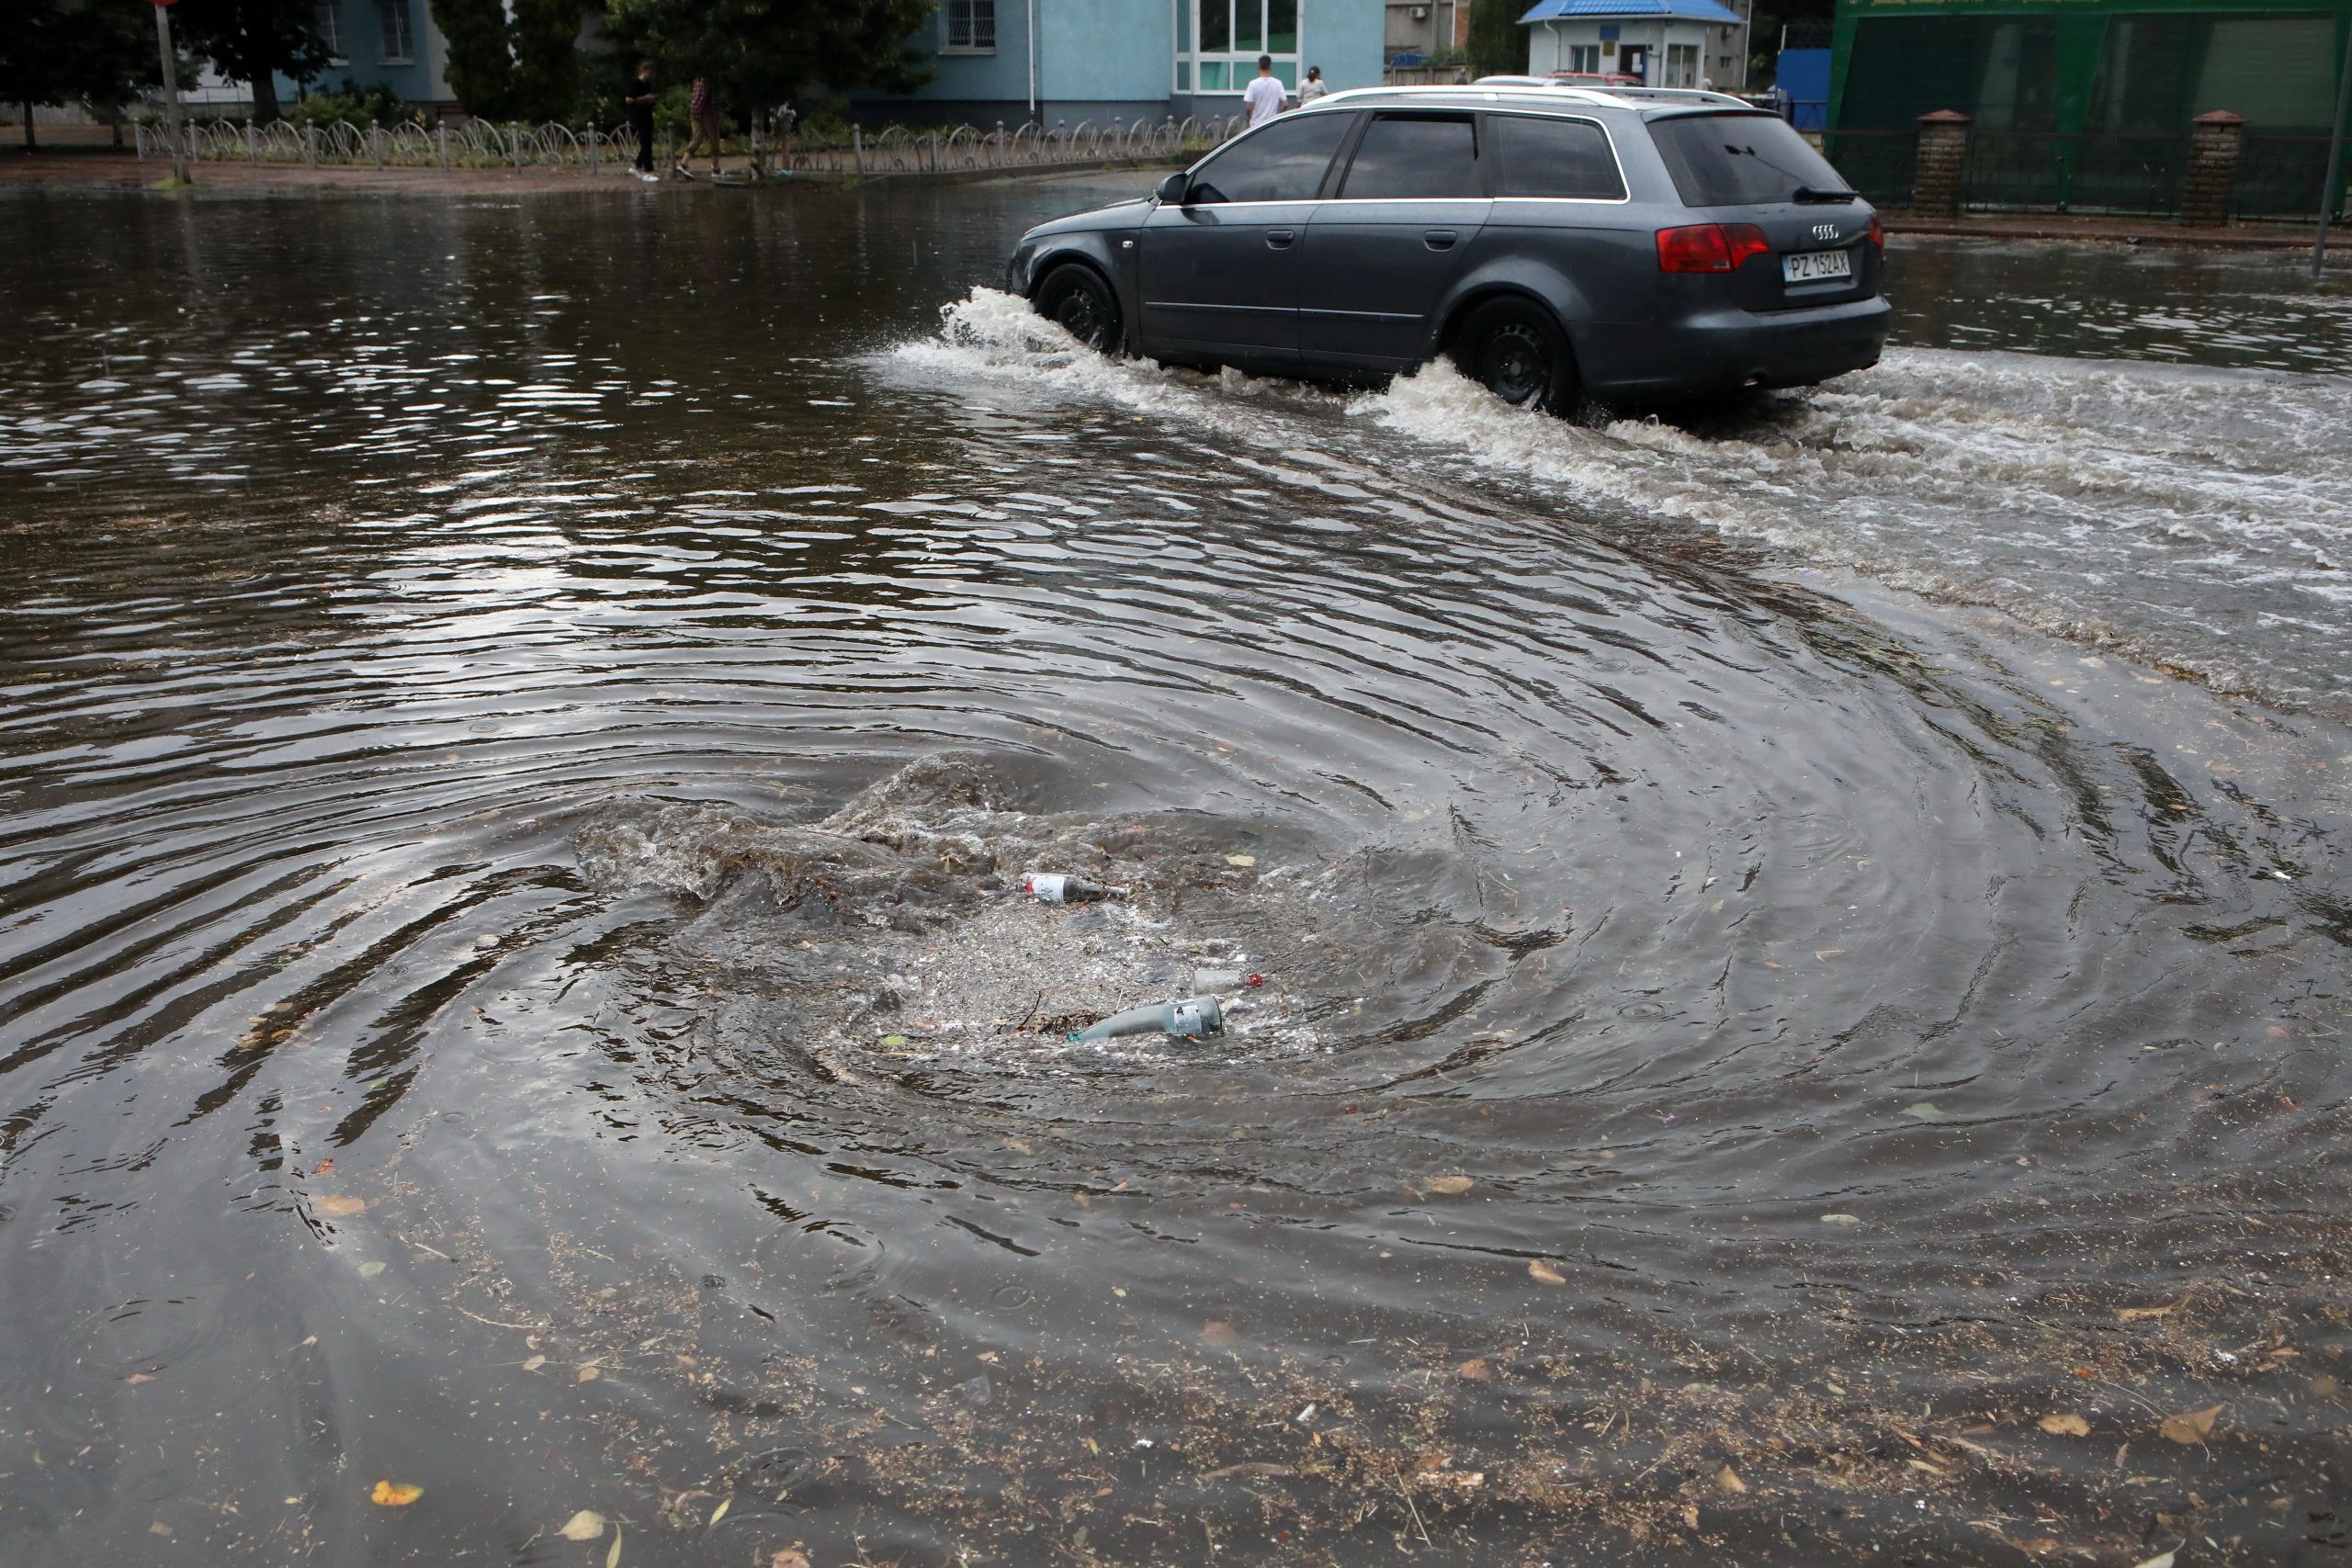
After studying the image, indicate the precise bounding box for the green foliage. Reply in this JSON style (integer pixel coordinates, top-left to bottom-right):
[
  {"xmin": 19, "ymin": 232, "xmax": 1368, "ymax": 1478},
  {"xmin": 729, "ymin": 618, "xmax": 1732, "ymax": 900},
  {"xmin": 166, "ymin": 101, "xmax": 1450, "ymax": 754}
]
[
  {"xmin": 1465, "ymin": 0, "xmax": 1527, "ymax": 79},
  {"xmin": 174, "ymin": 0, "xmax": 333, "ymax": 118},
  {"xmin": 429, "ymin": 0, "xmax": 582, "ymax": 120},
  {"xmin": 605, "ymin": 0, "xmax": 935, "ymax": 116},
  {"xmin": 288, "ymin": 85, "xmax": 425, "ymax": 127},
  {"xmin": 0, "ymin": 0, "xmax": 164, "ymax": 138},
  {"xmin": 651, "ymin": 81, "xmax": 691, "ymax": 138}
]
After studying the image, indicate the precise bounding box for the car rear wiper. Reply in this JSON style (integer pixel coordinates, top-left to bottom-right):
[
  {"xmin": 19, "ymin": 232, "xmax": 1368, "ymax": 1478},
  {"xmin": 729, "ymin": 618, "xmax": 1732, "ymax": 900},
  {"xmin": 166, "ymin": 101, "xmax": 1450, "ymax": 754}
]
[{"xmin": 1793, "ymin": 185, "xmax": 1860, "ymax": 203}]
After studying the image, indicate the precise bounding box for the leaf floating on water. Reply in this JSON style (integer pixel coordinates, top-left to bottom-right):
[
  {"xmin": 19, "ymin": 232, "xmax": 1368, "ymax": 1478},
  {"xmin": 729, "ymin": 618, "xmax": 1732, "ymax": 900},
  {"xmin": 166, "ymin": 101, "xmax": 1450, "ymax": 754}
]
[
  {"xmin": 1457, "ymin": 1358, "xmax": 1490, "ymax": 1381},
  {"xmin": 356, "ymin": 1260, "xmax": 387, "ymax": 1279},
  {"xmin": 879, "ymin": 1034, "xmax": 906, "ymax": 1047},
  {"xmin": 2131, "ymin": 1552, "xmax": 2177, "ymax": 1568},
  {"xmin": 316, "ymin": 1195, "xmax": 367, "ymax": 1217},
  {"xmin": 2118, "ymin": 1302, "xmax": 2178, "ymax": 1321},
  {"xmin": 558, "ymin": 1510, "xmax": 605, "ymax": 1541},
  {"xmin": 606, "ymin": 1522, "xmax": 623, "ymax": 1568},
  {"xmin": 369, "ymin": 1480, "xmax": 424, "ymax": 1506},
  {"xmin": 1528, "ymin": 1258, "xmax": 1566, "ymax": 1286},
  {"xmin": 1201, "ymin": 1320, "xmax": 1238, "ymax": 1348},
  {"xmin": 577, "ymin": 1363, "xmax": 602, "ymax": 1383},
  {"xmin": 1819, "ymin": 1213, "xmax": 1861, "ymax": 1226},
  {"xmin": 1716, "ymin": 1464, "xmax": 1747, "ymax": 1495},
  {"xmin": 1902, "ymin": 1102, "xmax": 1947, "ymax": 1121},
  {"xmin": 1225, "ymin": 854, "xmax": 1256, "ymax": 867},
  {"xmin": 1427, "ymin": 1175, "xmax": 1475, "ymax": 1196},
  {"xmin": 522, "ymin": 1355, "xmax": 546, "ymax": 1372},
  {"xmin": 2312, "ymin": 1374, "xmax": 2342, "ymax": 1398},
  {"xmin": 2039, "ymin": 1413, "xmax": 2091, "ymax": 1437},
  {"xmin": 707, "ymin": 1497, "xmax": 730, "ymax": 1526},
  {"xmin": 313, "ymin": 1159, "xmax": 334, "ymax": 1176},
  {"xmin": 768, "ymin": 1551, "xmax": 814, "ymax": 1568},
  {"xmin": 2158, "ymin": 1403, "xmax": 2224, "ymax": 1445}
]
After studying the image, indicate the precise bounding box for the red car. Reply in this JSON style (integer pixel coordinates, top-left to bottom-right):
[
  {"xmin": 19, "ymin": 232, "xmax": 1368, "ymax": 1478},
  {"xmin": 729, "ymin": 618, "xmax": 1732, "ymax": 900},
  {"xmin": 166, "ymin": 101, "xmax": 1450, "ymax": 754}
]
[{"xmin": 1547, "ymin": 71, "xmax": 1646, "ymax": 87}]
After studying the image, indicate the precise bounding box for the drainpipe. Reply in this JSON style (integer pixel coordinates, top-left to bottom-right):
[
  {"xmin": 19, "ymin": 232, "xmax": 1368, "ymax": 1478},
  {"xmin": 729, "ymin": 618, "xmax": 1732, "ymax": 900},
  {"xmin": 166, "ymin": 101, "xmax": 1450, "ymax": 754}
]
[{"xmin": 1027, "ymin": 0, "xmax": 1039, "ymax": 118}]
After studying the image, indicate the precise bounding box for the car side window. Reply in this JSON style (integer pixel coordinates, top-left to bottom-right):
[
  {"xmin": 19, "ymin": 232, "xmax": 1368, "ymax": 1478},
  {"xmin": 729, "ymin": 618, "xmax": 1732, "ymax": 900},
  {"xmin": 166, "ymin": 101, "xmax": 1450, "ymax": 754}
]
[
  {"xmin": 1187, "ymin": 112, "xmax": 1357, "ymax": 204},
  {"xmin": 1336, "ymin": 113, "xmax": 1482, "ymax": 201},
  {"xmin": 1490, "ymin": 115, "xmax": 1625, "ymax": 200}
]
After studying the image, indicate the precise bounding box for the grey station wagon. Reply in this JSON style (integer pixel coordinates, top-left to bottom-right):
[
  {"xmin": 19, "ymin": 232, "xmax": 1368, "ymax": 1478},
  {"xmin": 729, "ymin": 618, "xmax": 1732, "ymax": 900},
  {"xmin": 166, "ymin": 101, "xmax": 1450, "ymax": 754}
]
[{"xmin": 1005, "ymin": 85, "xmax": 1890, "ymax": 411}]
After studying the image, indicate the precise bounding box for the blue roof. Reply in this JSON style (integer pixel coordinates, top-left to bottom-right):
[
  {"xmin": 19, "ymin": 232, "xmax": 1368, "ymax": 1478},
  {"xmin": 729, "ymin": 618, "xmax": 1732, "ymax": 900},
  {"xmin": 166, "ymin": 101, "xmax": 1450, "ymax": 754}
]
[{"xmin": 1520, "ymin": 0, "xmax": 1746, "ymax": 23}]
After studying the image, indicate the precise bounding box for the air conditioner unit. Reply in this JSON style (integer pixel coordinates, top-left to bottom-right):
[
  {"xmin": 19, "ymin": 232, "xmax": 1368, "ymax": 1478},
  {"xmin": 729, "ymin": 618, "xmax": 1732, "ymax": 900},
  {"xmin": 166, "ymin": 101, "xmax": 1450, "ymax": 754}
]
[{"xmin": 1411, "ymin": 6, "xmax": 1429, "ymax": 18}]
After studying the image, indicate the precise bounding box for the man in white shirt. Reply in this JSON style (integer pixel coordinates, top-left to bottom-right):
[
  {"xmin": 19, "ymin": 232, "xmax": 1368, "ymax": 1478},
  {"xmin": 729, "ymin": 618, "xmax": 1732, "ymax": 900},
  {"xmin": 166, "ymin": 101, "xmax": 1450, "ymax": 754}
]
[{"xmin": 1242, "ymin": 55, "xmax": 1287, "ymax": 127}]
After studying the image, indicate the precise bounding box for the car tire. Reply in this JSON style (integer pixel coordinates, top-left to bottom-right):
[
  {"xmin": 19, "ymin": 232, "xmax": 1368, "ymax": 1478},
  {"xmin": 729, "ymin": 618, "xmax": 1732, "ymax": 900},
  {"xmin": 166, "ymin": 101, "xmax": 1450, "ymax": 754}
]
[
  {"xmin": 1035, "ymin": 264, "xmax": 1124, "ymax": 356},
  {"xmin": 1453, "ymin": 298, "xmax": 1577, "ymax": 415}
]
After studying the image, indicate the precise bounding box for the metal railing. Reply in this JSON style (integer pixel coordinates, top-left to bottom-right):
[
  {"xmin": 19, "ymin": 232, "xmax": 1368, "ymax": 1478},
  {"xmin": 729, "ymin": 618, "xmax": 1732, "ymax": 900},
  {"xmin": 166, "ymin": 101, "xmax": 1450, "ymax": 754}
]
[
  {"xmin": 2235, "ymin": 132, "xmax": 2352, "ymax": 221},
  {"xmin": 135, "ymin": 114, "xmax": 1235, "ymax": 175},
  {"xmin": 1959, "ymin": 131, "xmax": 2184, "ymax": 216}
]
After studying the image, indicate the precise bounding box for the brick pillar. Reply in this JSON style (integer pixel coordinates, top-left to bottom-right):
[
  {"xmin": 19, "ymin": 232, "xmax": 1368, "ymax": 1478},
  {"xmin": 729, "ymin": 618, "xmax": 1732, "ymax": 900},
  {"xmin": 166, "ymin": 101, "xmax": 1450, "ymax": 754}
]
[
  {"xmin": 2181, "ymin": 109, "xmax": 2246, "ymax": 228},
  {"xmin": 1911, "ymin": 109, "xmax": 1973, "ymax": 217}
]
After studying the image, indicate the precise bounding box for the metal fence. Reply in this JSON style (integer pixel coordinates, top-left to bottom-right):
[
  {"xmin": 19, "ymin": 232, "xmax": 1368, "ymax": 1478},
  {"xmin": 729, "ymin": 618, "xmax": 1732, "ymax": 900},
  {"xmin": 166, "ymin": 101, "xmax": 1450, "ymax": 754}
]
[
  {"xmin": 1960, "ymin": 131, "xmax": 2185, "ymax": 216},
  {"xmin": 2235, "ymin": 132, "xmax": 2352, "ymax": 221},
  {"xmin": 135, "ymin": 115, "xmax": 1235, "ymax": 175},
  {"xmin": 1826, "ymin": 128, "xmax": 1917, "ymax": 209}
]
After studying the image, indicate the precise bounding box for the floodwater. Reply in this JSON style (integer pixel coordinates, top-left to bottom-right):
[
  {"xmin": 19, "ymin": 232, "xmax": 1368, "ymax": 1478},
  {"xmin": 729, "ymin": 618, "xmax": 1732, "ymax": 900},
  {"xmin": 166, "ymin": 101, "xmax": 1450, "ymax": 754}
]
[{"xmin": 1, "ymin": 180, "xmax": 2348, "ymax": 1567}]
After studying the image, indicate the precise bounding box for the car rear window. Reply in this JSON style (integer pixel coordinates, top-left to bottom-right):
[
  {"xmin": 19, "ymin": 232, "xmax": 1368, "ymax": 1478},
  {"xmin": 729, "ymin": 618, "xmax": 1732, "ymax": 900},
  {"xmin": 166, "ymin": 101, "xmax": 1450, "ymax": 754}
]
[
  {"xmin": 1647, "ymin": 112, "xmax": 1851, "ymax": 207},
  {"xmin": 1339, "ymin": 113, "xmax": 1482, "ymax": 200},
  {"xmin": 1490, "ymin": 114, "xmax": 1624, "ymax": 200},
  {"xmin": 1189, "ymin": 111, "xmax": 1356, "ymax": 204}
]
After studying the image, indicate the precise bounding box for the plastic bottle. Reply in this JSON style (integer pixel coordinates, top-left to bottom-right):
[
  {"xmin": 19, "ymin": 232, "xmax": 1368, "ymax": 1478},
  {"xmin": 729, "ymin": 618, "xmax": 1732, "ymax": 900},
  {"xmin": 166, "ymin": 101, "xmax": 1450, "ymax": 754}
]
[
  {"xmin": 1069, "ymin": 995, "xmax": 1224, "ymax": 1043},
  {"xmin": 1191, "ymin": 968, "xmax": 1266, "ymax": 995},
  {"xmin": 1024, "ymin": 873, "xmax": 1127, "ymax": 904}
]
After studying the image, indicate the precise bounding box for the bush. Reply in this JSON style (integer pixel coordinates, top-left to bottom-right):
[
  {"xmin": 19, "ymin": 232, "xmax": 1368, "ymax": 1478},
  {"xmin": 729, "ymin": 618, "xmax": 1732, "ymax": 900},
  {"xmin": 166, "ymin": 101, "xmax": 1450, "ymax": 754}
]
[{"xmin": 288, "ymin": 84, "xmax": 426, "ymax": 129}]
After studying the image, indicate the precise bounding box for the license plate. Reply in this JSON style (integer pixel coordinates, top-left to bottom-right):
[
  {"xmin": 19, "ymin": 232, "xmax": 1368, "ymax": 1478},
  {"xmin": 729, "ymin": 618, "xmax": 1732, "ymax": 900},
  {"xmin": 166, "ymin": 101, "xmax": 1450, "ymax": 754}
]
[{"xmin": 1783, "ymin": 249, "xmax": 1853, "ymax": 284}]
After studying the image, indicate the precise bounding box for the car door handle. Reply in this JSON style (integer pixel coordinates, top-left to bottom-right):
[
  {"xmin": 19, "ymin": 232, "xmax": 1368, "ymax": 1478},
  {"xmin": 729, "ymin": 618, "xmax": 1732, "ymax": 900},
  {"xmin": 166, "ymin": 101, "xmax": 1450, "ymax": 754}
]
[
  {"xmin": 1423, "ymin": 230, "xmax": 1459, "ymax": 250},
  {"xmin": 1265, "ymin": 230, "xmax": 1296, "ymax": 249}
]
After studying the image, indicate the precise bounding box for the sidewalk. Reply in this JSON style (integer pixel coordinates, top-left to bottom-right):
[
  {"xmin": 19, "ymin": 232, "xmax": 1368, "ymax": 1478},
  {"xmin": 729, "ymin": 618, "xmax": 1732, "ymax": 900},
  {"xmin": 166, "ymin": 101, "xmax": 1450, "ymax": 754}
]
[{"xmin": 1884, "ymin": 209, "xmax": 2321, "ymax": 252}]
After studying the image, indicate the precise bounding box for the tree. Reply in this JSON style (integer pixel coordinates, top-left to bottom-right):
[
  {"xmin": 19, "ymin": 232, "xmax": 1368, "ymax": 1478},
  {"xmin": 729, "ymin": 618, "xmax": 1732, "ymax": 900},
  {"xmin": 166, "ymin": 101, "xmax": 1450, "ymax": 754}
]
[
  {"xmin": 0, "ymin": 0, "xmax": 164, "ymax": 151},
  {"xmin": 605, "ymin": 0, "xmax": 933, "ymax": 122},
  {"xmin": 428, "ymin": 0, "xmax": 584, "ymax": 121},
  {"xmin": 1465, "ymin": 0, "xmax": 1527, "ymax": 80},
  {"xmin": 173, "ymin": 0, "xmax": 331, "ymax": 120}
]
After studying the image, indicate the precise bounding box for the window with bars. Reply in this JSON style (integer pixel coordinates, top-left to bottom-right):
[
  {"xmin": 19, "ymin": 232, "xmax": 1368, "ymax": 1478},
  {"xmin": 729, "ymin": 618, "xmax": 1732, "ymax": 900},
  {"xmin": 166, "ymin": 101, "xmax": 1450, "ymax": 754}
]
[
  {"xmin": 943, "ymin": 0, "xmax": 996, "ymax": 53},
  {"xmin": 379, "ymin": 0, "xmax": 413, "ymax": 62}
]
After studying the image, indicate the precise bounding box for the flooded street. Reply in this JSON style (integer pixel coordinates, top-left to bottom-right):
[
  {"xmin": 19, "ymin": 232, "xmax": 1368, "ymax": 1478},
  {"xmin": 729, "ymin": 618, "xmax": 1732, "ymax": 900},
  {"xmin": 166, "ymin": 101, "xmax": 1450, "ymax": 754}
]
[{"xmin": 3, "ymin": 180, "xmax": 2349, "ymax": 1566}]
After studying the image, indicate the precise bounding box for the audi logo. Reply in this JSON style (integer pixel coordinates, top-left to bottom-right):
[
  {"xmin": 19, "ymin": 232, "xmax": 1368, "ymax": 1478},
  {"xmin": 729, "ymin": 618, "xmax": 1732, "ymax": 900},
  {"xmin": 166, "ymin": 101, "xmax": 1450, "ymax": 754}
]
[{"xmin": 1812, "ymin": 222, "xmax": 1841, "ymax": 241}]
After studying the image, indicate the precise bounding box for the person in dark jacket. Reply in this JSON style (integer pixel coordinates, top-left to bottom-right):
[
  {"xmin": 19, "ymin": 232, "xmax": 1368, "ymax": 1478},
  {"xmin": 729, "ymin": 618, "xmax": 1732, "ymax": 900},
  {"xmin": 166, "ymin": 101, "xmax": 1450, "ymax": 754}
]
[{"xmin": 623, "ymin": 61, "xmax": 659, "ymax": 181}]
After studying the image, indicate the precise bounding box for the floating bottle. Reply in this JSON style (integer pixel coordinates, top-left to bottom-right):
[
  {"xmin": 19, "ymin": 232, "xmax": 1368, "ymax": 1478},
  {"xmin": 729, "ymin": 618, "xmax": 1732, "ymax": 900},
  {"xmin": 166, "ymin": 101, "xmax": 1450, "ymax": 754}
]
[
  {"xmin": 1023, "ymin": 872, "xmax": 1127, "ymax": 904},
  {"xmin": 1069, "ymin": 995, "xmax": 1224, "ymax": 1043},
  {"xmin": 1191, "ymin": 968, "xmax": 1266, "ymax": 995}
]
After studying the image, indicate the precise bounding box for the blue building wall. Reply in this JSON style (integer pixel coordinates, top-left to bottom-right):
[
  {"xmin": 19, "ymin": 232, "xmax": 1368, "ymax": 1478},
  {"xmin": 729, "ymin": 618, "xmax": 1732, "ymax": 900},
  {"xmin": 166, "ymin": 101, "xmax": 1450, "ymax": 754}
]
[
  {"xmin": 277, "ymin": 0, "xmax": 452, "ymax": 109},
  {"xmin": 863, "ymin": 0, "xmax": 1385, "ymax": 125}
]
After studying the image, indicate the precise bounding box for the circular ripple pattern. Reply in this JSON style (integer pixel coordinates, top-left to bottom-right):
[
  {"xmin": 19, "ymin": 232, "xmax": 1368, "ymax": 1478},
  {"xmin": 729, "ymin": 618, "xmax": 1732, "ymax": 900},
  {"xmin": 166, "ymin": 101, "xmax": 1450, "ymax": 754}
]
[{"xmin": 0, "ymin": 187, "xmax": 2347, "ymax": 1566}]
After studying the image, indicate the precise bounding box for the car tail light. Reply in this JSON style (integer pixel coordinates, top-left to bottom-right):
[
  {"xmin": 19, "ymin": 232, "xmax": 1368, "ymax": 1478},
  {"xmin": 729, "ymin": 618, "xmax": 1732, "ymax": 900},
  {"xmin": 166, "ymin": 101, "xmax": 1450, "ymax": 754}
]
[
  {"xmin": 1868, "ymin": 211, "xmax": 1884, "ymax": 251},
  {"xmin": 1656, "ymin": 222, "xmax": 1770, "ymax": 274}
]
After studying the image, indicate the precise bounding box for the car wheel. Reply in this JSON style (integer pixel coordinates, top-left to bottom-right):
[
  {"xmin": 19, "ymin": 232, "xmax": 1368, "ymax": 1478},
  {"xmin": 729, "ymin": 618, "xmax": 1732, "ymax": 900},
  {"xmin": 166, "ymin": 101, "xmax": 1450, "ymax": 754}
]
[
  {"xmin": 1035, "ymin": 264, "xmax": 1124, "ymax": 355},
  {"xmin": 1454, "ymin": 298, "xmax": 1577, "ymax": 415}
]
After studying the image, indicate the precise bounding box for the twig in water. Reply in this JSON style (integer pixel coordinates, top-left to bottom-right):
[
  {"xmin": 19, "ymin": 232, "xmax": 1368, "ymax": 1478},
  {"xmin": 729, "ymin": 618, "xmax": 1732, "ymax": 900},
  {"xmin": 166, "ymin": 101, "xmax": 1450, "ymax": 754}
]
[
  {"xmin": 1394, "ymin": 1469, "xmax": 1430, "ymax": 1547},
  {"xmin": 450, "ymin": 1303, "xmax": 541, "ymax": 1330}
]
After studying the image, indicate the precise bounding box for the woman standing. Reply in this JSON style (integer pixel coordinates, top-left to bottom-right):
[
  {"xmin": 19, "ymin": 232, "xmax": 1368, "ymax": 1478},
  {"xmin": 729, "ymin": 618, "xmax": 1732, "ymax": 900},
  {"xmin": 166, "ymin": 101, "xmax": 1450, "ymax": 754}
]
[{"xmin": 1297, "ymin": 65, "xmax": 1329, "ymax": 103}]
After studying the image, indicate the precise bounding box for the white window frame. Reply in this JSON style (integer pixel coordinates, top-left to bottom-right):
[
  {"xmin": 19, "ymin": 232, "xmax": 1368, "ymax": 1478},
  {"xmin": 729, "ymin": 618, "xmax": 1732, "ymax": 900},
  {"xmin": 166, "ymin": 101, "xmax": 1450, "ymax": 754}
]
[
  {"xmin": 379, "ymin": 0, "xmax": 413, "ymax": 63},
  {"xmin": 1665, "ymin": 40, "xmax": 1699, "ymax": 87},
  {"xmin": 313, "ymin": 0, "xmax": 346, "ymax": 65},
  {"xmin": 1567, "ymin": 43, "xmax": 1600, "ymax": 72},
  {"xmin": 1177, "ymin": 0, "xmax": 1305, "ymax": 96},
  {"xmin": 941, "ymin": 0, "xmax": 997, "ymax": 54}
]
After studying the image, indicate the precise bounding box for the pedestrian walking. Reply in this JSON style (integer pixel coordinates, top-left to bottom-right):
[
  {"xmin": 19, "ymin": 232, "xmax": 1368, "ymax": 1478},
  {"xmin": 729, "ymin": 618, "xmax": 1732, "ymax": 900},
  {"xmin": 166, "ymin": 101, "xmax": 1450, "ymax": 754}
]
[
  {"xmin": 1242, "ymin": 54, "xmax": 1286, "ymax": 127},
  {"xmin": 675, "ymin": 74, "xmax": 720, "ymax": 179},
  {"xmin": 1297, "ymin": 65, "xmax": 1329, "ymax": 104},
  {"xmin": 624, "ymin": 60, "xmax": 659, "ymax": 182}
]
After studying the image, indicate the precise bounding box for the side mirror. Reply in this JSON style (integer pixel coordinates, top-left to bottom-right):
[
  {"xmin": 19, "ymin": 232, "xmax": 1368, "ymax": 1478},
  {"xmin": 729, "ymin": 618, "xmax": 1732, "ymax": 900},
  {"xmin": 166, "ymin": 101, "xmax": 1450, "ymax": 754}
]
[{"xmin": 1155, "ymin": 172, "xmax": 1189, "ymax": 207}]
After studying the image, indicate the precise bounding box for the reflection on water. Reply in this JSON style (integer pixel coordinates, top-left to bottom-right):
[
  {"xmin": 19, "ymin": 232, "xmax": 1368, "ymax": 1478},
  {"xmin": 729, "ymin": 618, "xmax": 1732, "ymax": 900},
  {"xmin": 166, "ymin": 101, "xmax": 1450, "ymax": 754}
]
[{"xmin": 1, "ymin": 186, "xmax": 2348, "ymax": 1566}]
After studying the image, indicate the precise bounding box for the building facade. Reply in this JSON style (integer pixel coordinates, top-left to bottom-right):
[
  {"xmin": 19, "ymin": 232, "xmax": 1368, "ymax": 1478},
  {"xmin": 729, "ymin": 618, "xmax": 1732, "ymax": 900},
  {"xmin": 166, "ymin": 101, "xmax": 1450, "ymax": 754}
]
[
  {"xmin": 1385, "ymin": 0, "xmax": 1469, "ymax": 63},
  {"xmin": 867, "ymin": 0, "xmax": 1387, "ymax": 124},
  {"xmin": 1519, "ymin": 0, "xmax": 1751, "ymax": 89},
  {"xmin": 291, "ymin": 0, "xmax": 454, "ymax": 108}
]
